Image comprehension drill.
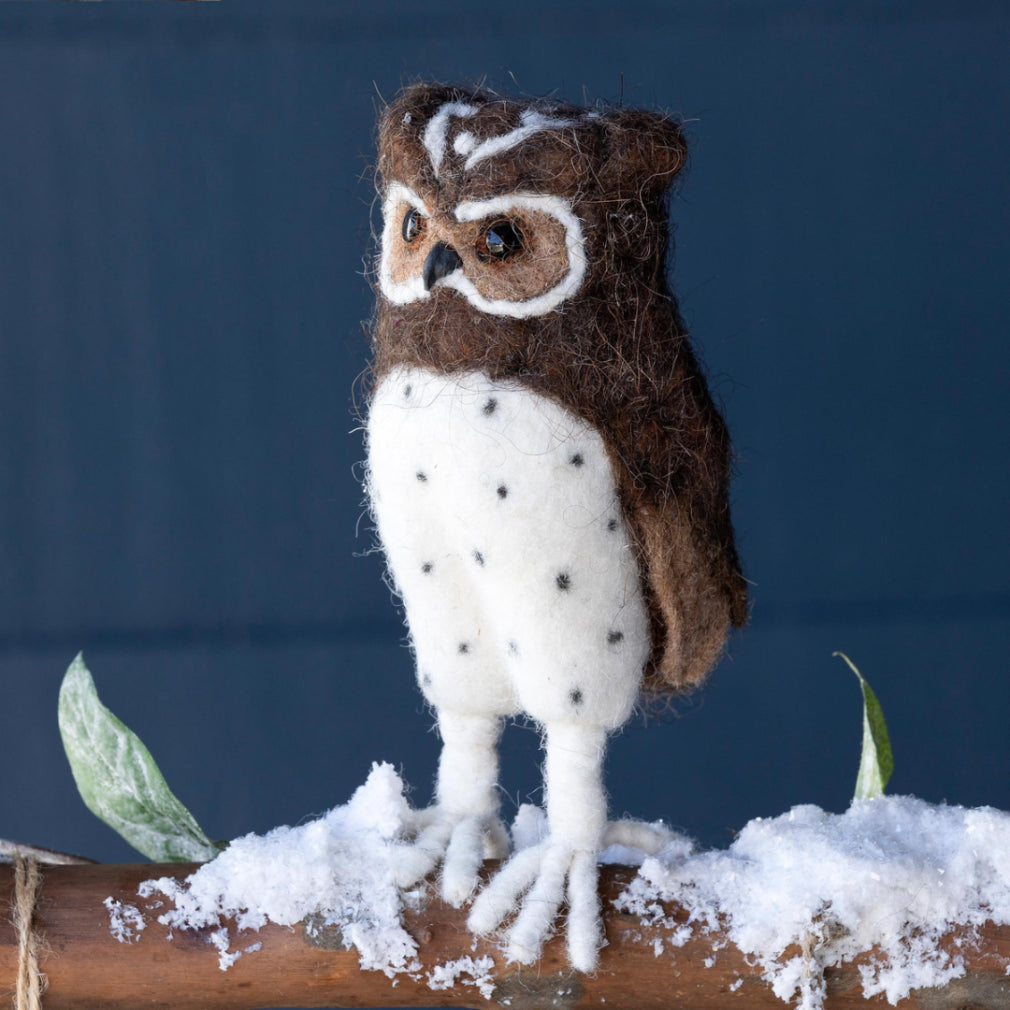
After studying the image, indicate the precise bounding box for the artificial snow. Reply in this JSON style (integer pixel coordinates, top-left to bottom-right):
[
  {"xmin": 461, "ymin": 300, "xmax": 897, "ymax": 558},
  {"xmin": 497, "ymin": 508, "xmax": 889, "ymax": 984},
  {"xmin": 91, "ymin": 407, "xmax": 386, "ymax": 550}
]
[
  {"xmin": 510, "ymin": 802, "xmax": 548, "ymax": 852},
  {"xmin": 138, "ymin": 762, "xmax": 423, "ymax": 976},
  {"xmin": 104, "ymin": 896, "xmax": 145, "ymax": 943},
  {"xmin": 116, "ymin": 764, "xmax": 1010, "ymax": 1009},
  {"xmin": 617, "ymin": 796, "xmax": 1010, "ymax": 1009},
  {"xmin": 427, "ymin": 955, "xmax": 497, "ymax": 1000}
]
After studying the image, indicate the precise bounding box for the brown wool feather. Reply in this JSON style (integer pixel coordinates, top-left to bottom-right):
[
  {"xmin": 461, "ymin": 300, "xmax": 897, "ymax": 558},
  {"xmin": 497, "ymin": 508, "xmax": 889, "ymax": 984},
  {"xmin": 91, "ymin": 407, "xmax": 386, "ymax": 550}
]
[{"xmin": 367, "ymin": 83, "xmax": 747, "ymax": 695}]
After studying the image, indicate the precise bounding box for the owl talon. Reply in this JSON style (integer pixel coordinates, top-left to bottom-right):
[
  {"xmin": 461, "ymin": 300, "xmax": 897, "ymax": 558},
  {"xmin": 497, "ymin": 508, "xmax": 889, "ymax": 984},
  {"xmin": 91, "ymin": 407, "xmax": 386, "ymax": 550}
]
[
  {"xmin": 391, "ymin": 816, "xmax": 454, "ymax": 888},
  {"xmin": 442, "ymin": 816, "xmax": 490, "ymax": 905},
  {"xmin": 391, "ymin": 805, "xmax": 509, "ymax": 901},
  {"xmin": 468, "ymin": 840, "xmax": 604, "ymax": 972},
  {"xmin": 467, "ymin": 845, "xmax": 541, "ymax": 935}
]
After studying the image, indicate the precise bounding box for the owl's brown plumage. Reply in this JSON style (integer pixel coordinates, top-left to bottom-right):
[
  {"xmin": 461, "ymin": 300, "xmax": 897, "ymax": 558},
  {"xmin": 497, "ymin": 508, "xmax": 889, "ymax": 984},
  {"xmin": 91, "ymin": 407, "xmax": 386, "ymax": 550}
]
[{"xmin": 370, "ymin": 82, "xmax": 747, "ymax": 695}]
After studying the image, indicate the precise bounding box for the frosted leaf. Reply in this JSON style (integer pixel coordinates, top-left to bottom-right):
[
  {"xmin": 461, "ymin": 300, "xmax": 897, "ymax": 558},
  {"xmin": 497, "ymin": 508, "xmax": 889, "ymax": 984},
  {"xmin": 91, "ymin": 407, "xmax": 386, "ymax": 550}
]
[
  {"xmin": 58, "ymin": 654, "xmax": 221, "ymax": 862},
  {"xmin": 835, "ymin": 652, "xmax": 893, "ymax": 801}
]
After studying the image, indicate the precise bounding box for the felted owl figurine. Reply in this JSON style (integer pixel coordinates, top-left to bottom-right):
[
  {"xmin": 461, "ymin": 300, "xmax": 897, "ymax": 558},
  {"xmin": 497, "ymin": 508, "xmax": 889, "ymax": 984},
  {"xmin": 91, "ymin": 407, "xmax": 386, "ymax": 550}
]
[{"xmin": 364, "ymin": 83, "xmax": 747, "ymax": 971}]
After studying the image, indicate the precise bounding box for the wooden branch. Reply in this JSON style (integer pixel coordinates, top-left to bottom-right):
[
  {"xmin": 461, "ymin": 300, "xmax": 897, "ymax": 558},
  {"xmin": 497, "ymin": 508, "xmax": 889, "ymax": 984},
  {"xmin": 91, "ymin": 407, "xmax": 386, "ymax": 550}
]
[
  {"xmin": 2, "ymin": 862, "xmax": 1009, "ymax": 1010},
  {"xmin": 0, "ymin": 839, "xmax": 96, "ymax": 866}
]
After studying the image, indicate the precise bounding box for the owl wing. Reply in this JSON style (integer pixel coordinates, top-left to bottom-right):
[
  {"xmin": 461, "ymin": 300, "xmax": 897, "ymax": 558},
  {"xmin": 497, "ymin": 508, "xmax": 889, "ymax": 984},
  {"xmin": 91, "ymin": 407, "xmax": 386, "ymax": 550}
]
[
  {"xmin": 628, "ymin": 492, "xmax": 747, "ymax": 694},
  {"xmin": 606, "ymin": 342, "xmax": 748, "ymax": 695}
]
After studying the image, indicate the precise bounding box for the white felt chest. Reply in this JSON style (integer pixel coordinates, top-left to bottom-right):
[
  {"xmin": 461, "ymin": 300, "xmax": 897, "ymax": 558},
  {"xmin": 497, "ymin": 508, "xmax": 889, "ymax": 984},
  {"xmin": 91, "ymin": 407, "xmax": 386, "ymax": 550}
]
[{"xmin": 366, "ymin": 366, "xmax": 650, "ymax": 729}]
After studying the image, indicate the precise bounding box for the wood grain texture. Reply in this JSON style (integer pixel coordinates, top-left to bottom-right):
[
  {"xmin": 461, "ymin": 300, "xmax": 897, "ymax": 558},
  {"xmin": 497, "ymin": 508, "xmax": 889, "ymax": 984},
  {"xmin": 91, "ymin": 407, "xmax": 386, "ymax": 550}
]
[{"xmin": 2, "ymin": 862, "xmax": 1009, "ymax": 1010}]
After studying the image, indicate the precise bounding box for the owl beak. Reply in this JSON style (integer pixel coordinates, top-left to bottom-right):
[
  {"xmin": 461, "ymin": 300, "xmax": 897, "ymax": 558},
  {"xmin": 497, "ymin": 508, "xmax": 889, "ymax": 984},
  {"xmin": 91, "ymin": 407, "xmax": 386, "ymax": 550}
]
[{"xmin": 422, "ymin": 241, "xmax": 463, "ymax": 292}]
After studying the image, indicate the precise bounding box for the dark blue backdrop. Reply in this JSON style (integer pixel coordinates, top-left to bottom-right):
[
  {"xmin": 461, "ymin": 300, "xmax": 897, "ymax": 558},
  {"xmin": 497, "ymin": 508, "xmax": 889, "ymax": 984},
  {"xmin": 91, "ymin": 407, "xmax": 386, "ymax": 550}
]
[{"xmin": 2, "ymin": 0, "xmax": 1007, "ymax": 956}]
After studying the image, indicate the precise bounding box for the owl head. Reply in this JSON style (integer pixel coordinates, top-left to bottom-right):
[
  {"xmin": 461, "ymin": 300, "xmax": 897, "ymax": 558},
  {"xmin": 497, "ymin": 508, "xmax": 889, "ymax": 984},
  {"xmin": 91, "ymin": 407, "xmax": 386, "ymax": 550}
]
[{"xmin": 370, "ymin": 83, "xmax": 688, "ymax": 380}]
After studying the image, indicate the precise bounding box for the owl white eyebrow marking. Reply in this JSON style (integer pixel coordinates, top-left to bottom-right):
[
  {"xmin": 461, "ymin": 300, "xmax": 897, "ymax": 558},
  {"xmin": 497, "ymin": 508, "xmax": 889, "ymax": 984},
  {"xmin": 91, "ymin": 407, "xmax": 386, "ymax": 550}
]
[
  {"xmin": 422, "ymin": 101, "xmax": 478, "ymax": 177},
  {"xmin": 386, "ymin": 181, "xmax": 429, "ymax": 216},
  {"xmin": 455, "ymin": 109, "xmax": 575, "ymax": 171}
]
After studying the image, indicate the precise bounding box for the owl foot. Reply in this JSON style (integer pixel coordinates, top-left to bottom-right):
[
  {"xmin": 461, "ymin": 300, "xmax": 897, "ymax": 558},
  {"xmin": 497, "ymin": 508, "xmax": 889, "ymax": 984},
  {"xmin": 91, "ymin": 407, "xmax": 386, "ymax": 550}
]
[
  {"xmin": 467, "ymin": 839, "xmax": 603, "ymax": 972},
  {"xmin": 392, "ymin": 806, "xmax": 510, "ymax": 907}
]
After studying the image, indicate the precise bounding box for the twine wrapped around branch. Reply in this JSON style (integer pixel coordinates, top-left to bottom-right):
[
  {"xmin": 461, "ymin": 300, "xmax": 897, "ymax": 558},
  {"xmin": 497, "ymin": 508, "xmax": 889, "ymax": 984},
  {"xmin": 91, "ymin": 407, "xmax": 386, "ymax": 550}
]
[{"xmin": 12, "ymin": 856, "xmax": 44, "ymax": 1010}]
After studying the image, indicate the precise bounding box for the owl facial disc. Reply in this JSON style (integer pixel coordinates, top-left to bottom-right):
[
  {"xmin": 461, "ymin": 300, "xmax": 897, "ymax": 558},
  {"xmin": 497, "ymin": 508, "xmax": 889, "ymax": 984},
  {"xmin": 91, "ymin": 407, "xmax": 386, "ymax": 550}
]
[{"xmin": 378, "ymin": 183, "xmax": 587, "ymax": 319}]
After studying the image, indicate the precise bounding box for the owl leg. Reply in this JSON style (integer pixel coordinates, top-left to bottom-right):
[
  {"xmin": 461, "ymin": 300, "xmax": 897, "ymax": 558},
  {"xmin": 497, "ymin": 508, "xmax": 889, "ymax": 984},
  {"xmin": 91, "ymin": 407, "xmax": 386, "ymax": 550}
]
[
  {"xmin": 468, "ymin": 721, "xmax": 609, "ymax": 972},
  {"xmin": 393, "ymin": 709, "xmax": 508, "ymax": 907}
]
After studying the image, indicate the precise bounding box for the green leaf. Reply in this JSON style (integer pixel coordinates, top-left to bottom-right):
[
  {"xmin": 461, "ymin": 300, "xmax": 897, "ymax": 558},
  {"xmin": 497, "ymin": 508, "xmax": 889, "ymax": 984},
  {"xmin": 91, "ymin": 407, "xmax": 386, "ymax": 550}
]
[
  {"xmin": 834, "ymin": 651, "xmax": 894, "ymax": 801},
  {"xmin": 58, "ymin": 654, "xmax": 222, "ymax": 862}
]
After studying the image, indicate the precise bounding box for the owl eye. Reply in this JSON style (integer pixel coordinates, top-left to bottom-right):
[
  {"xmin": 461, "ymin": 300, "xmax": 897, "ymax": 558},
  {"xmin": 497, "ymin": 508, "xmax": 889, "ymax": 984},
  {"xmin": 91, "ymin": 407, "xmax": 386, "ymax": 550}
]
[
  {"xmin": 478, "ymin": 220, "xmax": 524, "ymax": 261},
  {"xmin": 401, "ymin": 208, "xmax": 425, "ymax": 243}
]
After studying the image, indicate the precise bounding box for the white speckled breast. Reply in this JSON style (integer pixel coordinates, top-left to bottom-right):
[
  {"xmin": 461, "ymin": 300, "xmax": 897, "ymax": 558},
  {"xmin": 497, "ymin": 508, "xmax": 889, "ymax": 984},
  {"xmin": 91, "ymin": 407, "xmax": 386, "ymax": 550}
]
[{"xmin": 366, "ymin": 366, "xmax": 649, "ymax": 730}]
